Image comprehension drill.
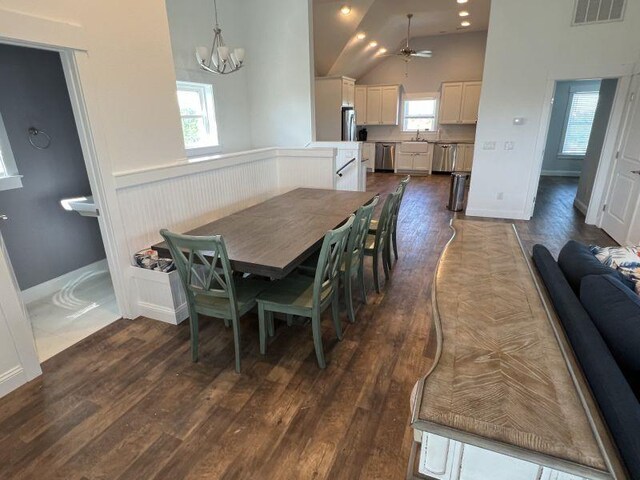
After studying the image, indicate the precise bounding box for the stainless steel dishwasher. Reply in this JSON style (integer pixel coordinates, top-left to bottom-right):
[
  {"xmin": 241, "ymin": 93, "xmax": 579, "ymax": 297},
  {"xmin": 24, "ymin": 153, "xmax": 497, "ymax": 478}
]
[
  {"xmin": 432, "ymin": 143, "xmax": 458, "ymax": 173},
  {"xmin": 375, "ymin": 142, "xmax": 396, "ymax": 172}
]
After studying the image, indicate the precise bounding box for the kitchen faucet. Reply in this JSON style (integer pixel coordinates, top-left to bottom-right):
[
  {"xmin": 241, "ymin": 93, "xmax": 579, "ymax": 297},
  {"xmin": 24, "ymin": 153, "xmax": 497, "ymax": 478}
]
[{"xmin": 413, "ymin": 129, "xmax": 420, "ymax": 141}]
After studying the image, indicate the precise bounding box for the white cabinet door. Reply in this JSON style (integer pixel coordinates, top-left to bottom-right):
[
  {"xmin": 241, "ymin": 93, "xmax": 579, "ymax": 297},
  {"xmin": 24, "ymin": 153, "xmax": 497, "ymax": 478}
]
[
  {"xmin": 419, "ymin": 433, "xmax": 458, "ymax": 480},
  {"xmin": 396, "ymin": 152, "xmax": 414, "ymax": 170},
  {"xmin": 362, "ymin": 143, "xmax": 375, "ymax": 170},
  {"xmin": 355, "ymin": 86, "xmax": 367, "ymax": 125},
  {"xmin": 461, "ymin": 82, "xmax": 482, "ymax": 124},
  {"xmin": 413, "ymin": 153, "xmax": 430, "ymax": 171},
  {"xmin": 456, "ymin": 144, "xmax": 474, "ymax": 172},
  {"xmin": 381, "ymin": 86, "xmax": 399, "ymax": 125},
  {"xmin": 366, "ymin": 87, "xmax": 382, "ymax": 125},
  {"xmin": 440, "ymin": 82, "xmax": 464, "ymax": 124},
  {"xmin": 343, "ymin": 78, "xmax": 355, "ymax": 107}
]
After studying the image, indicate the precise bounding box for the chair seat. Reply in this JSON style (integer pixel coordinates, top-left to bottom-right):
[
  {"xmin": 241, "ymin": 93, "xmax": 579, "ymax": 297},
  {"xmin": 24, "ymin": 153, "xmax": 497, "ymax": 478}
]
[
  {"xmin": 364, "ymin": 234, "xmax": 376, "ymax": 252},
  {"xmin": 195, "ymin": 277, "xmax": 267, "ymax": 317},
  {"xmin": 368, "ymin": 218, "xmax": 379, "ymax": 234},
  {"xmin": 257, "ymin": 274, "xmax": 331, "ymax": 311}
]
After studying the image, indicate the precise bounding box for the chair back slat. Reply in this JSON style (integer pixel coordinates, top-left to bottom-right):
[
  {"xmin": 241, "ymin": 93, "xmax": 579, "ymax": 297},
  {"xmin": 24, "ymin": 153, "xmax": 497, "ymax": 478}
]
[
  {"xmin": 375, "ymin": 190, "xmax": 401, "ymax": 246},
  {"xmin": 391, "ymin": 175, "xmax": 410, "ymax": 230},
  {"xmin": 345, "ymin": 196, "xmax": 379, "ymax": 270},
  {"xmin": 160, "ymin": 230, "xmax": 238, "ymax": 307},
  {"xmin": 313, "ymin": 215, "xmax": 355, "ymax": 304}
]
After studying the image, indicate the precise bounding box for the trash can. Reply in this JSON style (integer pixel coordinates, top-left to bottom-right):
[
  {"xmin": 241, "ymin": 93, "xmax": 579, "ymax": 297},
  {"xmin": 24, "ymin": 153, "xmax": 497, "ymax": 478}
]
[{"xmin": 447, "ymin": 172, "xmax": 470, "ymax": 212}]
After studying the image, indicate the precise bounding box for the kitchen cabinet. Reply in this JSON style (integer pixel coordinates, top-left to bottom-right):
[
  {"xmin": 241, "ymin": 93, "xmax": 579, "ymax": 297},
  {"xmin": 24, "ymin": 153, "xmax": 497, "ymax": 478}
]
[
  {"xmin": 456, "ymin": 144, "xmax": 475, "ymax": 172},
  {"xmin": 439, "ymin": 81, "xmax": 482, "ymax": 125},
  {"xmin": 361, "ymin": 142, "xmax": 375, "ymax": 171},
  {"xmin": 342, "ymin": 78, "xmax": 355, "ymax": 107},
  {"xmin": 397, "ymin": 142, "xmax": 433, "ymax": 173},
  {"xmin": 357, "ymin": 84, "xmax": 400, "ymax": 126}
]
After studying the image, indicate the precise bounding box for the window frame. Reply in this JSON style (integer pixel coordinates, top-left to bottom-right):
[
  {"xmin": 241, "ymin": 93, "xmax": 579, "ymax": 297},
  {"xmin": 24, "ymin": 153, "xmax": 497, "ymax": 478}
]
[
  {"xmin": 0, "ymin": 112, "xmax": 22, "ymax": 191},
  {"xmin": 176, "ymin": 81, "xmax": 222, "ymax": 157},
  {"xmin": 401, "ymin": 92, "xmax": 439, "ymax": 133},
  {"xmin": 559, "ymin": 88, "xmax": 600, "ymax": 158}
]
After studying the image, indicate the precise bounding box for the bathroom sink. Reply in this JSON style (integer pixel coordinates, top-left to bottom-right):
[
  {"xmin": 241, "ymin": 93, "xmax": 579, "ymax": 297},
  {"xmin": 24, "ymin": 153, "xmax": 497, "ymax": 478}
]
[{"xmin": 60, "ymin": 196, "xmax": 99, "ymax": 217}]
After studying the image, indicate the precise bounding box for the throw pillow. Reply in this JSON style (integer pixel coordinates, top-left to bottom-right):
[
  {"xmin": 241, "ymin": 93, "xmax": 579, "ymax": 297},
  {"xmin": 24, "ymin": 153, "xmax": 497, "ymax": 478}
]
[{"xmin": 590, "ymin": 245, "xmax": 640, "ymax": 294}]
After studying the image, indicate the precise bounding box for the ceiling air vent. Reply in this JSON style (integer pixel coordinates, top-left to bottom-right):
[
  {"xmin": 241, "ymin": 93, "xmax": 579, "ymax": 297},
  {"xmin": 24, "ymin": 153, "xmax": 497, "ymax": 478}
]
[{"xmin": 573, "ymin": 0, "xmax": 626, "ymax": 25}]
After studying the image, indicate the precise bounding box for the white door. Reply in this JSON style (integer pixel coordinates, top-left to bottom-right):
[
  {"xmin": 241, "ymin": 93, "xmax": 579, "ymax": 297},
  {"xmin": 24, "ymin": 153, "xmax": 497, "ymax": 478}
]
[
  {"xmin": 381, "ymin": 86, "xmax": 399, "ymax": 125},
  {"xmin": 440, "ymin": 82, "xmax": 464, "ymax": 124},
  {"xmin": 601, "ymin": 77, "xmax": 640, "ymax": 244},
  {"xmin": 461, "ymin": 82, "xmax": 482, "ymax": 124},
  {"xmin": 366, "ymin": 87, "xmax": 382, "ymax": 125},
  {"xmin": 0, "ymin": 227, "xmax": 41, "ymax": 398},
  {"xmin": 355, "ymin": 86, "xmax": 367, "ymax": 125}
]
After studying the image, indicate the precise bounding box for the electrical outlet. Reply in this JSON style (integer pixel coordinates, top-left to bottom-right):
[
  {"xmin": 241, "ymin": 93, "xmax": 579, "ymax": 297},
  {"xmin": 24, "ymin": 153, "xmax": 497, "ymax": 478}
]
[
  {"xmin": 496, "ymin": 192, "xmax": 504, "ymax": 200},
  {"xmin": 483, "ymin": 141, "xmax": 496, "ymax": 150},
  {"xmin": 504, "ymin": 141, "xmax": 515, "ymax": 151}
]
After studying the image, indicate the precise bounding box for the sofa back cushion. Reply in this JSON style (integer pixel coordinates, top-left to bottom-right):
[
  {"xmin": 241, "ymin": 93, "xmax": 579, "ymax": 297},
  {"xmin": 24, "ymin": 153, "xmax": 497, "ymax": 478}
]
[
  {"xmin": 558, "ymin": 240, "xmax": 633, "ymax": 294},
  {"xmin": 581, "ymin": 274, "xmax": 640, "ymax": 391}
]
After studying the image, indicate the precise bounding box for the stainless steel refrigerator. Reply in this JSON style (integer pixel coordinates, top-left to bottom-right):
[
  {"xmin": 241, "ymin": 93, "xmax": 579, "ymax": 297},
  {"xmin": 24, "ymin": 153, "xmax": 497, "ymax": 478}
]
[{"xmin": 341, "ymin": 107, "xmax": 356, "ymax": 141}]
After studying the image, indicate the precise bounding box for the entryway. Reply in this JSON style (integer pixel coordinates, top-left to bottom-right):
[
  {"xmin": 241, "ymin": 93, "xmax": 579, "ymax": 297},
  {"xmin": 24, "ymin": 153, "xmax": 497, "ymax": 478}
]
[{"xmin": 0, "ymin": 43, "xmax": 120, "ymax": 362}]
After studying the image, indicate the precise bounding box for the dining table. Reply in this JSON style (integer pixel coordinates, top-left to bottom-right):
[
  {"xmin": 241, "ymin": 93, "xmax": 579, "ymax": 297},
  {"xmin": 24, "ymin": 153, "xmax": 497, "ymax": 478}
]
[{"xmin": 151, "ymin": 188, "xmax": 377, "ymax": 279}]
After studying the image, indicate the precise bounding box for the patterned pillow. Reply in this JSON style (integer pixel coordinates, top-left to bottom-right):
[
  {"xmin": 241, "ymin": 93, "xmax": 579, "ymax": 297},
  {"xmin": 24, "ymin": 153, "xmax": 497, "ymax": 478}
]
[{"xmin": 590, "ymin": 245, "xmax": 640, "ymax": 294}]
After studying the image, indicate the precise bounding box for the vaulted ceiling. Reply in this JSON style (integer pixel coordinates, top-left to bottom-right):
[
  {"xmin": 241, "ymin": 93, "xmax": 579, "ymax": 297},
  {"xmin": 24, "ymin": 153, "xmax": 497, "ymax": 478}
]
[{"xmin": 313, "ymin": 0, "xmax": 491, "ymax": 79}]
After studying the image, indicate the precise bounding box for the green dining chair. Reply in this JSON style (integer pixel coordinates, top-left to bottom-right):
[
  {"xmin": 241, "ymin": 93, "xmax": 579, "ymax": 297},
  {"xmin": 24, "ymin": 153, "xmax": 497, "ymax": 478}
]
[
  {"xmin": 256, "ymin": 215, "xmax": 355, "ymax": 369},
  {"xmin": 369, "ymin": 175, "xmax": 410, "ymax": 266},
  {"xmin": 364, "ymin": 189, "xmax": 401, "ymax": 293},
  {"xmin": 342, "ymin": 196, "xmax": 379, "ymax": 323},
  {"xmin": 160, "ymin": 229, "xmax": 267, "ymax": 373}
]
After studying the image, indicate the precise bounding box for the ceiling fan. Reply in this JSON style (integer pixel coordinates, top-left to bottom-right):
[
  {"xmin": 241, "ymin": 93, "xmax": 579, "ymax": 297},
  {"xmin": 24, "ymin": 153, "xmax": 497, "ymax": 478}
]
[{"xmin": 388, "ymin": 14, "xmax": 432, "ymax": 61}]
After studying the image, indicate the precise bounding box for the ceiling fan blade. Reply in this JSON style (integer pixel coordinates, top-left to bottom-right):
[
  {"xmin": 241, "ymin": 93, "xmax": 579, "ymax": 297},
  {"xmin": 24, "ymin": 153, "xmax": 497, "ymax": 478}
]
[{"xmin": 412, "ymin": 51, "xmax": 433, "ymax": 58}]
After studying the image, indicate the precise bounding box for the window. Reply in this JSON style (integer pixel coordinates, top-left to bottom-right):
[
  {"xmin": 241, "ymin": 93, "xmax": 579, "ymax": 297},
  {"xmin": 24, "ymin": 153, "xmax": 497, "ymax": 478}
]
[
  {"xmin": 560, "ymin": 90, "xmax": 600, "ymax": 156},
  {"xmin": 176, "ymin": 81, "xmax": 220, "ymax": 156},
  {"xmin": 0, "ymin": 112, "xmax": 22, "ymax": 191},
  {"xmin": 402, "ymin": 94, "xmax": 438, "ymax": 132}
]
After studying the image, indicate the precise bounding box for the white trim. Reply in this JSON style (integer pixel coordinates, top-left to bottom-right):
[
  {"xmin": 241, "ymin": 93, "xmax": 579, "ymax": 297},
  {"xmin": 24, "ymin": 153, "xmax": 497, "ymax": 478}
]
[
  {"xmin": 540, "ymin": 170, "xmax": 581, "ymax": 177},
  {"xmin": 574, "ymin": 197, "xmax": 588, "ymax": 215},
  {"xmin": 0, "ymin": 366, "xmax": 27, "ymax": 399},
  {"xmin": 0, "ymin": 175, "xmax": 23, "ymax": 191},
  {"xmin": 401, "ymin": 92, "xmax": 439, "ymax": 133},
  {"xmin": 21, "ymin": 259, "xmax": 108, "ymax": 305},
  {"xmin": 136, "ymin": 301, "xmax": 189, "ymax": 325},
  {"xmin": 464, "ymin": 207, "xmax": 528, "ymax": 220}
]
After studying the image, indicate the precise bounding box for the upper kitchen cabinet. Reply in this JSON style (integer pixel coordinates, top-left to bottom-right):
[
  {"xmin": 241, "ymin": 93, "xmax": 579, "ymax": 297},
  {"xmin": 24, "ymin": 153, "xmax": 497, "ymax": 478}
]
[
  {"xmin": 439, "ymin": 81, "xmax": 482, "ymax": 125},
  {"xmin": 357, "ymin": 85, "xmax": 400, "ymax": 126},
  {"xmin": 315, "ymin": 76, "xmax": 356, "ymax": 141}
]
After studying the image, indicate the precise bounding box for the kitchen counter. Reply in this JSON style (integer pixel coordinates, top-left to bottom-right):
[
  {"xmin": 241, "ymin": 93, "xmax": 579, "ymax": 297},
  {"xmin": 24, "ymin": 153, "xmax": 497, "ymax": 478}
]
[{"xmin": 363, "ymin": 139, "xmax": 475, "ymax": 144}]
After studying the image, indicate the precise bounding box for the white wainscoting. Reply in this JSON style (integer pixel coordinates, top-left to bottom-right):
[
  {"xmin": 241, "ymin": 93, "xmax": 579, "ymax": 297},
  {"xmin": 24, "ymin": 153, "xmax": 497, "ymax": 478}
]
[{"xmin": 115, "ymin": 146, "xmax": 343, "ymax": 322}]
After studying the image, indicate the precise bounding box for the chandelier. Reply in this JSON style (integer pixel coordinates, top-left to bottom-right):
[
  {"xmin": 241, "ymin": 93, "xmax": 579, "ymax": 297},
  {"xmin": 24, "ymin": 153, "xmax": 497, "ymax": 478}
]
[{"xmin": 195, "ymin": 0, "xmax": 245, "ymax": 75}]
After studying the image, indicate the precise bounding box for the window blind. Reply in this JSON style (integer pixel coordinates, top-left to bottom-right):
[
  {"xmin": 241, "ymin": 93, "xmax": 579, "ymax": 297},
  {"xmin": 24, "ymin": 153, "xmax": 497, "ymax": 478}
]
[{"xmin": 561, "ymin": 91, "xmax": 600, "ymax": 156}]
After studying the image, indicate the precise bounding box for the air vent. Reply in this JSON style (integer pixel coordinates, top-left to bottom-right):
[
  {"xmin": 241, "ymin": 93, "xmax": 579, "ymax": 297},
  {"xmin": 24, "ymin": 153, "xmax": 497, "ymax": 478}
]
[{"xmin": 573, "ymin": 0, "xmax": 626, "ymax": 25}]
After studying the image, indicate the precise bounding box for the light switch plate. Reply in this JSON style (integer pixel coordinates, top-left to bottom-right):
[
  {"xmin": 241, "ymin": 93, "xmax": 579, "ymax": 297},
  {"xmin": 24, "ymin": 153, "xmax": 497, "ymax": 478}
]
[
  {"xmin": 504, "ymin": 141, "xmax": 515, "ymax": 151},
  {"xmin": 483, "ymin": 141, "xmax": 496, "ymax": 150}
]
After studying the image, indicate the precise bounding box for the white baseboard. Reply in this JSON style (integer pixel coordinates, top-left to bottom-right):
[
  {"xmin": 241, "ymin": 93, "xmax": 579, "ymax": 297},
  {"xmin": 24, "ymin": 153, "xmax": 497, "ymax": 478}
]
[
  {"xmin": 574, "ymin": 198, "xmax": 588, "ymax": 215},
  {"xmin": 464, "ymin": 207, "xmax": 528, "ymax": 220},
  {"xmin": 21, "ymin": 259, "xmax": 108, "ymax": 305},
  {"xmin": 540, "ymin": 170, "xmax": 581, "ymax": 177},
  {"xmin": 136, "ymin": 301, "xmax": 189, "ymax": 325},
  {"xmin": 0, "ymin": 366, "xmax": 27, "ymax": 399}
]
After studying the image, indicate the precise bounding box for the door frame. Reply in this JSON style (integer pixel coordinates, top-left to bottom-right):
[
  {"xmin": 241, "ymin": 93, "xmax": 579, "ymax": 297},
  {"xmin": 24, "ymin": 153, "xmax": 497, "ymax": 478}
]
[
  {"xmin": 525, "ymin": 62, "xmax": 637, "ymax": 222},
  {"xmin": 0, "ymin": 11, "xmax": 130, "ymax": 376}
]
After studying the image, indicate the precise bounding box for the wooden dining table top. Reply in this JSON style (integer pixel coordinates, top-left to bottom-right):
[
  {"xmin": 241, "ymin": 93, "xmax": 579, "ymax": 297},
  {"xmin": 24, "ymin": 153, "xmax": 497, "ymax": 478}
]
[{"xmin": 152, "ymin": 188, "xmax": 377, "ymax": 279}]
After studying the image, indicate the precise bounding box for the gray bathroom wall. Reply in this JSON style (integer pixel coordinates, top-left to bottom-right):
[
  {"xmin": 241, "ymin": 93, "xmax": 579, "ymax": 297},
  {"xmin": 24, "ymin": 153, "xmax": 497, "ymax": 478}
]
[{"xmin": 0, "ymin": 44, "xmax": 105, "ymax": 291}]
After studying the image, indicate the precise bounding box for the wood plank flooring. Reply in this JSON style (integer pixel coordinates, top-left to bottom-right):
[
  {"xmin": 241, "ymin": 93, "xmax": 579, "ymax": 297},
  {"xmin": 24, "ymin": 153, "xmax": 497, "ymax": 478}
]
[{"xmin": 0, "ymin": 174, "xmax": 616, "ymax": 479}]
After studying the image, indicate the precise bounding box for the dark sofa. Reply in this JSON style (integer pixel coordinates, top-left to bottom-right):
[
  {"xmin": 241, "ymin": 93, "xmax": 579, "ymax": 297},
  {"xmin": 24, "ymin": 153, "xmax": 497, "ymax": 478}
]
[{"xmin": 533, "ymin": 241, "xmax": 640, "ymax": 480}]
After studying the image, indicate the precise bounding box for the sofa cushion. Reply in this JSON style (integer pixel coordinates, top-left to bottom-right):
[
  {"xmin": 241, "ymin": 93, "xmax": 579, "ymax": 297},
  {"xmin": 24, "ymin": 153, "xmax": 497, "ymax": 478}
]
[
  {"xmin": 581, "ymin": 274, "xmax": 640, "ymax": 384},
  {"xmin": 533, "ymin": 245, "xmax": 640, "ymax": 478},
  {"xmin": 557, "ymin": 240, "xmax": 633, "ymax": 294}
]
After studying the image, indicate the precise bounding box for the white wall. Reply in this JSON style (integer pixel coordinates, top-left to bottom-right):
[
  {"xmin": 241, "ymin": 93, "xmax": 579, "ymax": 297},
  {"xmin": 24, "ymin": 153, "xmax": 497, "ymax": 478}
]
[
  {"xmin": 242, "ymin": 0, "xmax": 315, "ymax": 148},
  {"xmin": 467, "ymin": 0, "xmax": 640, "ymax": 220},
  {"xmin": 165, "ymin": 0, "xmax": 253, "ymax": 153}
]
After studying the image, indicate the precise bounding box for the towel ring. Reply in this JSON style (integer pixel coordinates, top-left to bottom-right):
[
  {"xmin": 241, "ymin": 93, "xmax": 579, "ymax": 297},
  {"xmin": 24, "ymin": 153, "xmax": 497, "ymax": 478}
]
[{"xmin": 28, "ymin": 127, "xmax": 51, "ymax": 150}]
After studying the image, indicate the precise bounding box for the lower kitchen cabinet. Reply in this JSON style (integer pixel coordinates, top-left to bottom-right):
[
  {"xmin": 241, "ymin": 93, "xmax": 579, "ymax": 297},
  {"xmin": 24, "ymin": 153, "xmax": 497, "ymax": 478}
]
[
  {"xmin": 397, "ymin": 142, "xmax": 433, "ymax": 173},
  {"xmin": 456, "ymin": 144, "xmax": 475, "ymax": 172},
  {"xmin": 362, "ymin": 142, "xmax": 376, "ymax": 170}
]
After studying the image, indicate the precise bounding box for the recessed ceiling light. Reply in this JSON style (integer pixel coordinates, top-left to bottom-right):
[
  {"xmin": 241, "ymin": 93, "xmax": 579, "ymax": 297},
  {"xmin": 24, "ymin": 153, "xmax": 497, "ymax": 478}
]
[
  {"xmin": 340, "ymin": 5, "xmax": 351, "ymax": 15},
  {"xmin": 460, "ymin": 20, "xmax": 471, "ymax": 27},
  {"xmin": 356, "ymin": 32, "xmax": 366, "ymax": 40},
  {"xmin": 457, "ymin": 0, "xmax": 468, "ymax": 3},
  {"xmin": 368, "ymin": 41, "xmax": 378, "ymax": 48},
  {"xmin": 459, "ymin": 10, "xmax": 470, "ymax": 17},
  {"xmin": 378, "ymin": 48, "xmax": 387, "ymax": 54}
]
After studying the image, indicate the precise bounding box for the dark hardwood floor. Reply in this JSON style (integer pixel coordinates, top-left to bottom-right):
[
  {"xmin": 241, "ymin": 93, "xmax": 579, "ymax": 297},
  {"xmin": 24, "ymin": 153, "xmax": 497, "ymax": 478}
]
[{"xmin": 0, "ymin": 173, "xmax": 616, "ymax": 480}]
